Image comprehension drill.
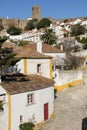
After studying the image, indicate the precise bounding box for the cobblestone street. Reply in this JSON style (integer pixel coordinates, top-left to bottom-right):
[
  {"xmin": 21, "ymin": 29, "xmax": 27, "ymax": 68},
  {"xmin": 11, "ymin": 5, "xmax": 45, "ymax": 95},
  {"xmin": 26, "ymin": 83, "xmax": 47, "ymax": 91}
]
[{"xmin": 39, "ymin": 68, "xmax": 87, "ymax": 130}]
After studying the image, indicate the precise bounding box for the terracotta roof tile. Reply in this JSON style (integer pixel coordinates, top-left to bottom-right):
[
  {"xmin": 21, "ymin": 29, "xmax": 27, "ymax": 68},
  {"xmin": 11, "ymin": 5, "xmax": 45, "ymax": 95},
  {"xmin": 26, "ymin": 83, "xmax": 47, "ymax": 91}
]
[
  {"xmin": 1, "ymin": 73, "xmax": 55, "ymax": 95},
  {"xmin": 2, "ymin": 42, "xmax": 63, "ymax": 58},
  {"xmin": 15, "ymin": 45, "xmax": 51, "ymax": 59},
  {"xmin": 61, "ymin": 29, "xmax": 69, "ymax": 33},
  {"xmin": 2, "ymin": 42, "xmax": 51, "ymax": 59},
  {"xmin": 42, "ymin": 44, "xmax": 63, "ymax": 53},
  {"xmin": 19, "ymin": 43, "xmax": 63, "ymax": 53}
]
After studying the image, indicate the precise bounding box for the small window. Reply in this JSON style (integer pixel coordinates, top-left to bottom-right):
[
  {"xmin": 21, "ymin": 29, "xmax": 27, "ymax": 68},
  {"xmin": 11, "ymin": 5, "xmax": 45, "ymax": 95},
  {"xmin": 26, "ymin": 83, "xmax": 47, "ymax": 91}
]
[
  {"xmin": 27, "ymin": 93, "xmax": 34, "ymax": 105},
  {"xmin": 37, "ymin": 64, "xmax": 41, "ymax": 73},
  {"xmin": 20, "ymin": 115, "xmax": 23, "ymax": 124}
]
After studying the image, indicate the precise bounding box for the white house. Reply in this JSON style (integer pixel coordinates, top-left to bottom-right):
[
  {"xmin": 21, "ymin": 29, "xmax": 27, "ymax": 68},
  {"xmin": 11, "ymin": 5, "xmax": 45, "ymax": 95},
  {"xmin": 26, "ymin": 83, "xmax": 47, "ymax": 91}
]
[
  {"xmin": 70, "ymin": 18, "xmax": 82, "ymax": 25},
  {"xmin": 0, "ymin": 73, "xmax": 55, "ymax": 130},
  {"xmin": 2, "ymin": 42, "xmax": 53, "ymax": 80},
  {"xmin": 14, "ymin": 44, "xmax": 53, "ymax": 79}
]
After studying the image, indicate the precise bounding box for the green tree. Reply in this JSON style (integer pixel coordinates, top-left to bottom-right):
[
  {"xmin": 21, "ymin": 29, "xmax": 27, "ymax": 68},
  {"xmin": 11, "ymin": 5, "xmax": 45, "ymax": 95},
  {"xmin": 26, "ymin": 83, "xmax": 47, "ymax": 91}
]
[
  {"xmin": 0, "ymin": 25, "xmax": 4, "ymax": 31},
  {"xmin": 71, "ymin": 24, "xmax": 86, "ymax": 36},
  {"xmin": 64, "ymin": 19, "xmax": 68, "ymax": 23},
  {"xmin": 0, "ymin": 46, "xmax": 21, "ymax": 75},
  {"xmin": 40, "ymin": 28, "xmax": 57, "ymax": 45},
  {"xmin": 19, "ymin": 122, "xmax": 35, "ymax": 130},
  {"xmin": 7, "ymin": 26, "xmax": 22, "ymax": 35},
  {"xmin": 25, "ymin": 18, "xmax": 38, "ymax": 30},
  {"xmin": 36, "ymin": 18, "xmax": 51, "ymax": 29},
  {"xmin": 76, "ymin": 37, "xmax": 87, "ymax": 49},
  {"xmin": 0, "ymin": 36, "xmax": 8, "ymax": 47}
]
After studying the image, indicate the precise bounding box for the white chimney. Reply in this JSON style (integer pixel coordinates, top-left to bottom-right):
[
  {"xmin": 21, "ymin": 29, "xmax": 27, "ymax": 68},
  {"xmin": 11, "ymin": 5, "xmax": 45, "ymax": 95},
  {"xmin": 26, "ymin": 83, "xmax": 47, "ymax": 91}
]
[
  {"xmin": 60, "ymin": 44, "xmax": 63, "ymax": 51},
  {"xmin": 37, "ymin": 40, "xmax": 42, "ymax": 53},
  {"xmin": 50, "ymin": 23, "xmax": 53, "ymax": 28}
]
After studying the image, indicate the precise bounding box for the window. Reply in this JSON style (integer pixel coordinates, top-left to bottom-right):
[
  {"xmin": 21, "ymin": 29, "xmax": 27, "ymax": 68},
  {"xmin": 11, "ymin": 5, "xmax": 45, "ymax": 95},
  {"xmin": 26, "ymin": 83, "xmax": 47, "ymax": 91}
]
[
  {"xmin": 27, "ymin": 93, "xmax": 34, "ymax": 105},
  {"xmin": 20, "ymin": 115, "xmax": 23, "ymax": 124},
  {"xmin": 37, "ymin": 64, "xmax": 41, "ymax": 73}
]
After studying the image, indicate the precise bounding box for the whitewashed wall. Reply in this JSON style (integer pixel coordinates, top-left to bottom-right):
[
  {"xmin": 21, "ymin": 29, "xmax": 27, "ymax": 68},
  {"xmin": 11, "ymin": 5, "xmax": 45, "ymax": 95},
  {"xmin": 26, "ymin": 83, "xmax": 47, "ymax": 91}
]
[
  {"xmin": 53, "ymin": 69, "xmax": 82, "ymax": 86},
  {"xmin": 11, "ymin": 87, "xmax": 54, "ymax": 130},
  {"xmin": 0, "ymin": 86, "xmax": 8, "ymax": 130},
  {"xmin": 43, "ymin": 53, "xmax": 65, "ymax": 58},
  {"xmin": 15, "ymin": 59, "xmax": 24, "ymax": 73},
  {"xmin": 15, "ymin": 59, "xmax": 51, "ymax": 79},
  {"xmin": 27, "ymin": 59, "xmax": 50, "ymax": 78}
]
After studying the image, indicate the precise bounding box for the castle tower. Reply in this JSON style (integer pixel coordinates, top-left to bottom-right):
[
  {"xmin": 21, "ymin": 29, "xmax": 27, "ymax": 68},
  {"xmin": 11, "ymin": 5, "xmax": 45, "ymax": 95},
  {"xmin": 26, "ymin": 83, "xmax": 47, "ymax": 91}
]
[{"xmin": 32, "ymin": 6, "xmax": 41, "ymax": 20}]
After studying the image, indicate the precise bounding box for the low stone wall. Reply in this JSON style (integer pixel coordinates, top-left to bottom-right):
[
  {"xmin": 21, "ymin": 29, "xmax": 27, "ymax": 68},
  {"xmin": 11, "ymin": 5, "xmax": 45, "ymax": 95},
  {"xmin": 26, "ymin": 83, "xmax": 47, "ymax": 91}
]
[{"xmin": 53, "ymin": 69, "xmax": 83, "ymax": 90}]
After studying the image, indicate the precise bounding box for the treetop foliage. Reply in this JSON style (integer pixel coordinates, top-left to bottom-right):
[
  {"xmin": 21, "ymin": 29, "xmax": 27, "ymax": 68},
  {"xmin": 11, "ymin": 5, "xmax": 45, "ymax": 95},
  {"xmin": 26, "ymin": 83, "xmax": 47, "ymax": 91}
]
[
  {"xmin": 25, "ymin": 18, "xmax": 51, "ymax": 30},
  {"xmin": 0, "ymin": 36, "xmax": 8, "ymax": 47},
  {"xmin": 76, "ymin": 37, "xmax": 87, "ymax": 49},
  {"xmin": 40, "ymin": 28, "xmax": 57, "ymax": 45},
  {"xmin": 25, "ymin": 18, "xmax": 38, "ymax": 30},
  {"xmin": 71, "ymin": 24, "xmax": 86, "ymax": 36},
  {"xmin": 36, "ymin": 18, "xmax": 51, "ymax": 29},
  {"xmin": 7, "ymin": 26, "xmax": 22, "ymax": 35},
  {"xmin": 0, "ymin": 47, "xmax": 20, "ymax": 75}
]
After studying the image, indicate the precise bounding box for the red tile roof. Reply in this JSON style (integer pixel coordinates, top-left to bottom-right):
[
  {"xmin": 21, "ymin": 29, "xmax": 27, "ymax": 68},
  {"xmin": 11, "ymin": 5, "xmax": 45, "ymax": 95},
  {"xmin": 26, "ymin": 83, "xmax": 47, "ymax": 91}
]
[
  {"xmin": 2, "ymin": 42, "xmax": 63, "ymax": 59},
  {"xmin": 42, "ymin": 44, "xmax": 63, "ymax": 53},
  {"xmin": 1, "ymin": 73, "xmax": 55, "ymax": 95},
  {"xmin": 18, "ymin": 43, "xmax": 63, "ymax": 53},
  {"xmin": 2, "ymin": 42, "xmax": 52, "ymax": 59}
]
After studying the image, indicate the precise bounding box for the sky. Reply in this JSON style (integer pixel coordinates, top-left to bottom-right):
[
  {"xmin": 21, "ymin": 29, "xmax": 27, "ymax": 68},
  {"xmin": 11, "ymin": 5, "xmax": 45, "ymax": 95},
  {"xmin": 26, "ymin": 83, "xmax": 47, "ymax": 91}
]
[{"xmin": 0, "ymin": 0, "xmax": 87, "ymax": 20}]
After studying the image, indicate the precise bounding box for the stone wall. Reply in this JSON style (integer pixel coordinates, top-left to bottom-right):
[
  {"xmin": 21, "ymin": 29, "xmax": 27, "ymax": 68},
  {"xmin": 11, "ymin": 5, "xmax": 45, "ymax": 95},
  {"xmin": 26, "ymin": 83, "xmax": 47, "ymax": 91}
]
[
  {"xmin": 53, "ymin": 69, "xmax": 83, "ymax": 90},
  {"xmin": 0, "ymin": 18, "xmax": 27, "ymax": 30}
]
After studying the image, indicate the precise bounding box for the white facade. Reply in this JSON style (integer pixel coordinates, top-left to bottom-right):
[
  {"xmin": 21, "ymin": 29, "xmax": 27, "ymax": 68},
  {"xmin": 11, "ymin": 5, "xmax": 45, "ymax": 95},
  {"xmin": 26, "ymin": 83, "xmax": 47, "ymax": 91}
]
[
  {"xmin": 70, "ymin": 19, "xmax": 82, "ymax": 25},
  {"xmin": 0, "ymin": 86, "xmax": 8, "ymax": 130},
  {"xmin": 43, "ymin": 52, "xmax": 65, "ymax": 59},
  {"xmin": 0, "ymin": 85, "xmax": 54, "ymax": 130},
  {"xmin": 53, "ymin": 69, "xmax": 82, "ymax": 87},
  {"xmin": 15, "ymin": 58, "xmax": 51, "ymax": 79}
]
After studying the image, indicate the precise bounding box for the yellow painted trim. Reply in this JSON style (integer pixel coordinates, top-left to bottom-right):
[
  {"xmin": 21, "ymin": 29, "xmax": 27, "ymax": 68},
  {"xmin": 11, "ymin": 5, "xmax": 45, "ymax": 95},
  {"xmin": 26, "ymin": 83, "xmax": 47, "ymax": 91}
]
[
  {"xmin": 49, "ymin": 112, "xmax": 55, "ymax": 119},
  {"xmin": 24, "ymin": 59, "xmax": 27, "ymax": 74},
  {"xmin": 50, "ymin": 59, "xmax": 52, "ymax": 79},
  {"xmin": 54, "ymin": 79, "xmax": 83, "ymax": 91},
  {"xmin": 35, "ymin": 121, "xmax": 44, "ymax": 127},
  {"xmin": 34, "ymin": 112, "xmax": 55, "ymax": 130},
  {"xmin": 8, "ymin": 94, "xmax": 11, "ymax": 130},
  {"xmin": 82, "ymin": 55, "xmax": 87, "ymax": 58},
  {"xmin": 33, "ymin": 121, "xmax": 44, "ymax": 130}
]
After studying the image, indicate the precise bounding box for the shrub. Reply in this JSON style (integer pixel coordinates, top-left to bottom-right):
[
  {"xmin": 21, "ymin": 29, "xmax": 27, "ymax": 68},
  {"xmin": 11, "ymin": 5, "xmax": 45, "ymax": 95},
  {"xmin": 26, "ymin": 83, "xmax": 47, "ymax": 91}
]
[
  {"xmin": 19, "ymin": 122, "xmax": 35, "ymax": 130},
  {"xmin": 18, "ymin": 41, "xmax": 28, "ymax": 46},
  {"xmin": 7, "ymin": 26, "xmax": 22, "ymax": 35}
]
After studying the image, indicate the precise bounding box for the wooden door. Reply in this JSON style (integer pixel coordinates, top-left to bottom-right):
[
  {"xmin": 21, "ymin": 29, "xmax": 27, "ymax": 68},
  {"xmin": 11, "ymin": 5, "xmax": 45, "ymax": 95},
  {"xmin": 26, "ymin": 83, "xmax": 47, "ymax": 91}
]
[{"xmin": 44, "ymin": 103, "xmax": 48, "ymax": 121}]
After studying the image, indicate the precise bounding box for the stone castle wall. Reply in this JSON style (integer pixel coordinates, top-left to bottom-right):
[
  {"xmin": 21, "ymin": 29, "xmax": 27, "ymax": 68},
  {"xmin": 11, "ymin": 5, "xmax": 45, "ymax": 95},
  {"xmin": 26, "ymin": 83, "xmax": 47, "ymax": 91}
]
[{"xmin": 0, "ymin": 18, "xmax": 27, "ymax": 30}]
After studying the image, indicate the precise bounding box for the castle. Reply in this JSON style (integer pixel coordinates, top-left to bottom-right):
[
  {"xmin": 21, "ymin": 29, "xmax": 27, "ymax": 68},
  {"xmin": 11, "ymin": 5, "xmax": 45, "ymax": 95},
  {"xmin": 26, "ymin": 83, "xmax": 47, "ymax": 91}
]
[
  {"xmin": 0, "ymin": 5, "xmax": 87, "ymax": 30},
  {"xmin": 0, "ymin": 6, "xmax": 41, "ymax": 30}
]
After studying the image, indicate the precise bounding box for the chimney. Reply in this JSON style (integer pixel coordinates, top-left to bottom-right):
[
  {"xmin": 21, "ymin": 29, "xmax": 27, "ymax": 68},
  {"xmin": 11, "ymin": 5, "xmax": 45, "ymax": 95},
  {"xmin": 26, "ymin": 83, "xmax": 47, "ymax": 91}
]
[
  {"xmin": 37, "ymin": 40, "xmax": 42, "ymax": 53},
  {"xmin": 60, "ymin": 44, "xmax": 63, "ymax": 51}
]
